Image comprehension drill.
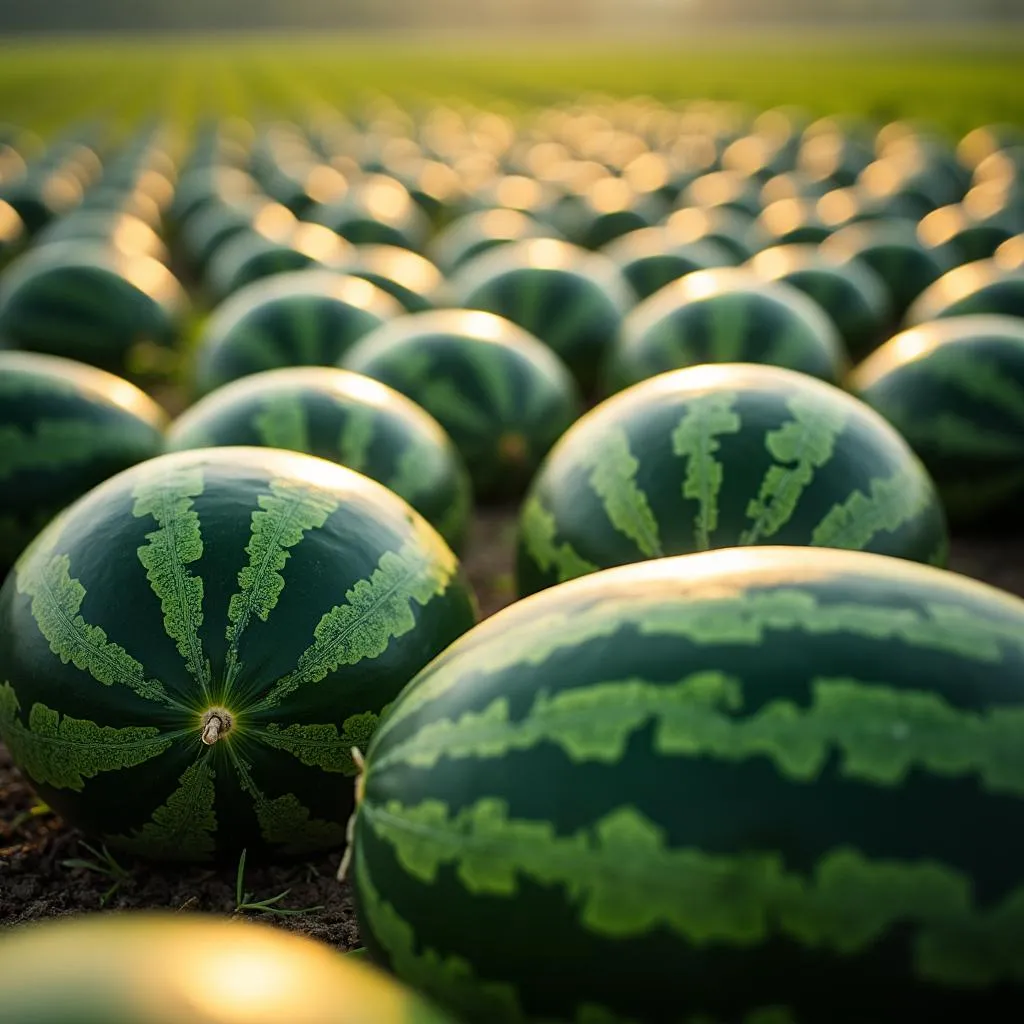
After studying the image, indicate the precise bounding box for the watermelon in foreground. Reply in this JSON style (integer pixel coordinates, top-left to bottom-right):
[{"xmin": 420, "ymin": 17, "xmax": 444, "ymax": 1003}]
[
  {"xmin": 0, "ymin": 446, "xmax": 476, "ymax": 863},
  {"xmin": 0, "ymin": 912, "xmax": 457, "ymax": 1024},
  {"xmin": 517, "ymin": 363, "xmax": 947, "ymax": 597},
  {"xmin": 352, "ymin": 546, "xmax": 1024, "ymax": 1023}
]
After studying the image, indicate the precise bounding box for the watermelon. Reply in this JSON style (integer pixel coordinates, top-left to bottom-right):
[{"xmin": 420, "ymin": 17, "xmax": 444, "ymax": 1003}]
[
  {"xmin": 340, "ymin": 310, "xmax": 583, "ymax": 501},
  {"xmin": 605, "ymin": 267, "xmax": 847, "ymax": 393},
  {"xmin": 602, "ymin": 226, "xmax": 735, "ymax": 301},
  {"xmin": 307, "ymin": 174, "xmax": 430, "ymax": 252},
  {"xmin": 748, "ymin": 243, "xmax": 892, "ymax": 361},
  {"xmin": 170, "ymin": 166, "xmax": 260, "ymax": 229},
  {"xmin": 0, "ymin": 350, "xmax": 167, "ymax": 577},
  {"xmin": 0, "ymin": 169, "xmax": 83, "ymax": 233},
  {"xmin": 352, "ymin": 545, "xmax": 1024, "ymax": 1023},
  {"xmin": 167, "ymin": 366, "xmax": 473, "ymax": 553},
  {"xmin": 180, "ymin": 197, "xmax": 270, "ymax": 275},
  {"xmin": 797, "ymin": 129, "xmax": 875, "ymax": 188},
  {"xmin": 192, "ymin": 270, "xmax": 402, "ymax": 396},
  {"xmin": 0, "ymin": 240, "xmax": 188, "ymax": 374},
  {"xmin": 917, "ymin": 202, "xmax": 1021, "ymax": 267},
  {"xmin": 429, "ymin": 209, "xmax": 558, "ymax": 277},
  {"xmin": 755, "ymin": 196, "xmax": 832, "ymax": 246},
  {"xmin": 905, "ymin": 259, "xmax": 1024, "ymax": 325},
  {"xmin": 663, "ymin": 206, "xmax": 766, "ymax": 263},
  {"xmin": 347, "ymin": 245, "xmax": 444, "ymax": 312},
  {"xmin": 820, "ymin": 220, "xmax": 951, "ymax": 319},
  {"xmin": 0, "ymin": 197, "xmax": 25, "ymax": 262},
  {"xmin": 998, "ymin": 234, "xmax": 1024, "ymax": 270},
  {"xmin": 682, "ymin": 170, "xmax": 763, "ymax": 219},
  {"xmin": 447, "ymin": 238, "xmax": 635, "ymax": 393},
  {"xmin": 35, "ymin": 209, "xmax": 169, "ymax": 263},
  {"xmin": 0, "ymin": 446, "xmax": 476, "ymax": 862},
  {"xmin": 560, "ymin": 177, "xmax": 661, "ymax": 251},
  {"xmin": 517, "ymin": 362, "xmax": 947, "ymax": 597},
  {"xmin": 851, "ymin": 314, "xmax": 1024, "ymax": 530},
  {"xmin": 0, "ymin": 912, "xmax": 458, "ymax": 1024}
]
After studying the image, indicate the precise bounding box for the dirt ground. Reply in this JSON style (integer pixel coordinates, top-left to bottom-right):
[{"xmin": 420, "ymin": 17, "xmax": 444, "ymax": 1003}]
[{"xmin": 1, "ymin": 515, "xmax": 1021, "ymax": 945}]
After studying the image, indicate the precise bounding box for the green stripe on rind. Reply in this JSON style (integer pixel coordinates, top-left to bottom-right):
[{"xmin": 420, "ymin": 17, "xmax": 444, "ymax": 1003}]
[
  {"xmin": 338, "ymin": 407, "xmax": 376, "ymax": 472},
  {"xmin": 253, "ymin": 708, "xmax": 387, "ymax": 776},
  {"xmin": 369, "ymin": 673, "xmax": 1024, "ymax": 795},
  {"xmin": 922, "ymin": 356, "xmax": 1024, "ymax": 426},
  {"xmin": 670, "ymin": 391, "xmax": 742, "ymax": 550},
  {"xmin": 0, "ymin": 421, "xmax": 154, "ymax": 481},
  {"xmin": 519, "ymin": 495, "xmax": 600, "ymax": 584},
  {"xmin": 740, "ymin": 394, "xmax": 846, "ymax": 545},
  {"xmin": 108, "ymin": 758, "xmax": 217, "ymax": 861},
  {"xmin": 253, "ymin": 394, "xmax": 311, "ymax": 450},
  {"xmin": 585, "ymin": 429, "xmax": 661, "ymax": 558},
  {"xmin": 223, "ymin": 479, "xmax": 340, "ymax": 690},
  {"xmin": 362, "ymin": 797, "xmax": 1024, "ymax": 985},
  {"xmin": 0, "ymin": 682, "xmax": 174, "ymax": 791},
  {"xmin": 250, "ymin": 519, "xmax": 458, "ymax": 710},
  {"xmin": 810, "ymin": 471, "xmax": 935, "ymax": 550},
  {"xmin": 16, "ymin": 550, "xmax": 170, "ymax": 705},
  {"xmin": 229, "ymin": 749, "xmax": 346, "ymax": 853},
  {"xmin": 132, "ymin": 467, "xmax": 211, "ymax": 699},
  {"xmin": 376, "ymin": 588, "xmax": 1024, "ymax": 741},
  {"xmin": 708, "ymin": 292, "xmax": 749, "ymax": 363}
]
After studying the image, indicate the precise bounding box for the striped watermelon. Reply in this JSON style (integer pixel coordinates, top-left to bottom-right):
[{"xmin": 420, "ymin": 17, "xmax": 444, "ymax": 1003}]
[
  {"xmin": 340, "ymin": 310, "xmax": 583, "ymax": 502},
  {"xmin": 447, "ymin": 238, "xmax": 636, "ymax": 393},
  {"xmin": 0, "ymin": 240, "xmax": 187, "ymax": 374},
  {"xmin": 749, "ymin": 244, "xmax": 892, "ymax": 361},
  {"xmin": 605, "ymin": 268, "xmax": 847, "ymax": 393},
  {"xmin": 35, "ymin": 209, "xmax": 169, "ymax": 263},
  {"xmin": 755, "ymin": 196, "xmax": 832, "ymax": 247},
  {"xmin": 820, "ymin": 220, "xmax": 950, "ymax": 320},
  {"xmin": 851, "ymin": 314, "xmax": 1024, "ymax": 529},
  {"xmin": 917, "ymin": 203, "xmax": 1021, "ymax": 267},
  {"xmin": 352, "ymin": 545, "xmax": 1024, "ymax": 1023},
  {"xmin": 192, "ymin": 270, "xmax": 402, "ymax": 396},
  {"xmin": 167, "ymin": 367, "xmax": 472, "ymax": 553},
  {"xmin": 517, "ymin": 363, "xmax": 947, "ymax": 597},
  {"xmin": 663, "ymin": 207, "xmax": 766, "ymax": 264},
  {"xmin": 0, "ymin": 446, "xmax": 476, "ymax": 863},
  {"xmin": 0, "ymin": 350, "xmax": 167, "ymax": 578},
  {"xmin": 307, "ymin": 175, "xmax": 430, "ymax": 252},
  {"xmin": 0, "ymin": 912, "xmax": 458, "ymax": 1024},
  {"xmin": 347, "ymin": 245, "xmax": 444, "ymax": 313},
  {"xmin": 429, "ymin": 209, "xmax": 558, "ymax": 277},
  {"xmin": 602, "ymin": 226, "xmax": 735, "ymax": 301},
  {"xmin": 905, "ymin": 259, "xmax": 1024, "ymax": 325}
]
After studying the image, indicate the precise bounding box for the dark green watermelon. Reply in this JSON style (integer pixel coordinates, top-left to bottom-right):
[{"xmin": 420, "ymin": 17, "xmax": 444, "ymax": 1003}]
[
  {"xmin": 755, "ymin": 196, "xmax": 833, "ymax": 246},
  {"xmin": 852, "ymin": 314, "xmax": 1024, "ymax": 530},
  {"xmin": 663, "ymin": 206, "xmax": 766, "ymax": 263},
  {"xmin": 347, "ymin": 245, "xmax": 444, "ymax": 313},
  {"xmin": 749, "ymin": 244, "xmax": 892, "ymax": 361},
  {"xmin": 821, "ymin": 220, "xmax": 951, "ymax": 319},
  {"xmin": 917, "ymin": 203, "xmax": 1022, "ymax": 267},
  {"xmin": 682, "ymin": 170, "xmax": 763, "ymax": 219},
  {"xmin": 308, "ymin": 175, "xmax": 430, "ymax": 252},
  {"xmin": 192, "ymin": 270, "xmax": 401, "ymax": 396},
  {"xmin": 0, "ymin": 446, "xmax": 476, "ymax": 863},
  {"xmin": 517, "ymin": 362, "xmax": 947, "ymax": 597},
  {"xmin": 0, "ymin": 350, "xmax": 167, "ymax": 577},
  {"xmin": 0, "ymin": 241, "xmax": 187, "ymax": 373},
  {"xmin": 905, "ymin": 259, "xmax": 1024, "ymax": 325},
  {"xmin": 340, "ymin": 309, "xmax": 582, "ymax": 502},
  {"xmin": 603, "ymin": 226, "xmax": 735, "ymax": 301},
  {"xmin": 0, "ymin": 169, "xmax": 83, "ymax": 234},
  {"xmin": 447, "ymin": 238, "xmax": 636, "ymax": 393},
  {"xmin": 35, "ymin": 209, "xmax": 168, "ymax": 263},
  {"xmin": 353, "ymin": 545, "xmax": 1024, "ymax": 1023},
  {"xmin": 605, "ymin": 267, "xmax": 847, "ymax": 393},
  {"xmin": 0, "ymin": 912, "xmax": 458, "ymax": 1024},
  {"xmin": 429, "ymin": 209, "xmax": 558, "ymax": 277},
  {"xmin": 167, "ymin": 366, "xmax": 472, "ymax": 552}
]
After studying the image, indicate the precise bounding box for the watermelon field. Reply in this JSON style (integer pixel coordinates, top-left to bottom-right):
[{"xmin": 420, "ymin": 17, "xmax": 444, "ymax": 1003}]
[{"xmin": 2, "ymin": 26, "xmax": 1024, "ymax": 1024}]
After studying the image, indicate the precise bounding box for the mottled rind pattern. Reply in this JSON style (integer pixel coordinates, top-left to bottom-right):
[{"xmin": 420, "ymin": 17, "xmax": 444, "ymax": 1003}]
[
  {"xmin": 0, "ymin": 448, "xmax": 476, "ymax": 863},
  {"xmin": 518, "ymin": 365, "xmax": 947, "ymax": 597},
  {"xmin": 354, "ymin": 547, "xmax": 1024, "ymax": 1022}
]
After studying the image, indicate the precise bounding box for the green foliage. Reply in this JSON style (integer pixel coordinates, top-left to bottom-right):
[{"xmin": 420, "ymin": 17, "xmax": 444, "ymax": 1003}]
[
  {"xmin": 233, "ymin": 848, "xmax": 324, "ymax": 917},
  {"xmin": 61, "ymin": 841, "xmax": 132, "ymax": 908}
]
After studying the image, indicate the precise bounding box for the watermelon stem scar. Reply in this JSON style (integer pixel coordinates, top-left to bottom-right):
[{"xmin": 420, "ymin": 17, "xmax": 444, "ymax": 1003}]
[
  {"xmin": 336, "ymin": 746, "xmax": 366, "ymax": 882},
  {"xmin": 200, "ymin": 708, "xmax": 233, "ymax": 746}
]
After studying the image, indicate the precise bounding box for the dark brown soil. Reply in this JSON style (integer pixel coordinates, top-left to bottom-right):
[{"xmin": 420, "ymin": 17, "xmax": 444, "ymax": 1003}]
[{"xmin": 1, "ymin": 520, "xmax": 1021, "ymax": 943}]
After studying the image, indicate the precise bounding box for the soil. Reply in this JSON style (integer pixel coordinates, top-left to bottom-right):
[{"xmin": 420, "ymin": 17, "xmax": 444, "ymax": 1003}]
[{"xmin": 1, "ymin": 517, "xmax": 1022, "ymax": 945}]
